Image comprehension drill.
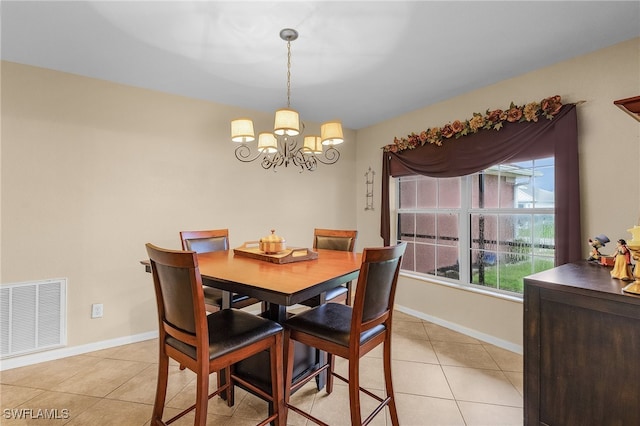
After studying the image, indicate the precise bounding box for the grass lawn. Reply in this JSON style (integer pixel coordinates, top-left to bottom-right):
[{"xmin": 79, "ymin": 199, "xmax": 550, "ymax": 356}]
[{"xmin": 473, "ymin": 258, "xmax": 554, "ymax": 293}]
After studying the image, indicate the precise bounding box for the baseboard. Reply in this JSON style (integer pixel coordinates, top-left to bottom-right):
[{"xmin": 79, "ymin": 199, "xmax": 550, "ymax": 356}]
[
  {"xmin": 395, "ymin": 304, "xmax": 523, "ymax": 355},
  {"xmin": 1, "ymin": 306, "xmax": 522, "ymax": 371},
  {"xmin": 0, "ymin": 330, "xmax": 159, "ymax": 371}
]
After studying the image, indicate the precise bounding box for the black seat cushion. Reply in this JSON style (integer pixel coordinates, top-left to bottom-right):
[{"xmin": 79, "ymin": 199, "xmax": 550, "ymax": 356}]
[
  {"xmin": 167, "ymin": 309, "xmax": 282, "ymax": 360},
  {"xmin": 285, "ymin": 303, "xmax": 384, "ymax": 348}
]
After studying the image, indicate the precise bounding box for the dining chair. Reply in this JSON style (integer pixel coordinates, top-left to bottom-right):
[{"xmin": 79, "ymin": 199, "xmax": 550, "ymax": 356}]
[
  {"xmin": 179, "ymin": 229, "xmax": 262, "ymax": 312},
  {"xmin": 145, "ymin": 243, "xmax": 286, "ymax": 426},
  {"xmin": 283, "ymin": 242, "xmax": 406, "ymax": 426},
  {"xmin": 299, "ymin": 228, "xmax": 358, "ymax": 307}
]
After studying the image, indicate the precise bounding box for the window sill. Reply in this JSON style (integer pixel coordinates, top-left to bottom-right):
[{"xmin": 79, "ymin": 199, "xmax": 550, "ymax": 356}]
[{"xmin": 399, "ymin": 271, "xmax": 524, "ymax": 303}]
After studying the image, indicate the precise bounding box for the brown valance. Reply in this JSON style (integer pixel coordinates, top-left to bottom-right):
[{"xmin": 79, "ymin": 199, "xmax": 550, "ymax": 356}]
[{"xmin": 381, "ymin": 104, "xmax": 580, "ymax": 266}]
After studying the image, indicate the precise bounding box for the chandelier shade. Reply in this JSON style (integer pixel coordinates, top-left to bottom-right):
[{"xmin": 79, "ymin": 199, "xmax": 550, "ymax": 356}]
[
  {"xmin": 274, "ymin": 108, "xmax": 300, "ymax": 136},
  {"xmin": 230, "ymin": 28, "xmax": 344, "ymax": 171},
  {"xmin": 258, "ymin": 132, "xmax": 278, "ymax": 153},
  {"xmin": 321, "ymin": 121, "xmax": 344, "ymax": 145},
  {"xmin": 231, "ymin": 118, "xmax": 255, "ymax": 143},
  {"xmin": 303, "ymin": 135, "xmax": 323, "ymax": 154}
]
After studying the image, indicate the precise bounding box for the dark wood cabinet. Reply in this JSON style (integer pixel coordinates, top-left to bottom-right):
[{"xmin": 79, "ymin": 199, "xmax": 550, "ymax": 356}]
[{"xmin": 524, "ymin": 261, "xmax": 640, "ymax": 426}]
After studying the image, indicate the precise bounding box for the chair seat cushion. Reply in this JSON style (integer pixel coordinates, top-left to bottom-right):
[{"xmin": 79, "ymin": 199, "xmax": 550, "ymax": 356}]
[
  {"xmin": 285, "ymin": 303, "xmax": 385, "ymax": 347},
  {"xmin": 167, "ymin": 309, "xmax": 282, "ymax": 360}
]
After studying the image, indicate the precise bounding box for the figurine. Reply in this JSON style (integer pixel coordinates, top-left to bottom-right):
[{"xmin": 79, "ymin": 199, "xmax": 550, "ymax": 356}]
[
  {"xmin": 587, "ymin": 234, "xmax": 610, "ymax": 261},
  {"xmin": 611, "ymin": 239, "xmax": 634, "ymax": 280}
]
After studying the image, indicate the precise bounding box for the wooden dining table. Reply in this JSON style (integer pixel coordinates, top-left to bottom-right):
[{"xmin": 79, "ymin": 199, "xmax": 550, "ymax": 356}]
[
  {"xmin": 195, "ymin": 248, "xmax": 362, "ymax": 321},
  {"xmin": 142, "ymin": 247, "xmax": 362, "ymax": 397}
]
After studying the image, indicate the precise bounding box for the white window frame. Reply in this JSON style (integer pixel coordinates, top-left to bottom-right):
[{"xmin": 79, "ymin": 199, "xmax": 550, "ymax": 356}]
[{"xmin": 394, "ymin": 159, "xmax": 555, "ymax": 298}]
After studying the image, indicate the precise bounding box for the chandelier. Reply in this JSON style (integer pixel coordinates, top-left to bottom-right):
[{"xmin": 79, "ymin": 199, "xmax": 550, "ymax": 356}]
[{"xmin": 230, "ymin": 28, "xmax": 344, "ymax": 172}]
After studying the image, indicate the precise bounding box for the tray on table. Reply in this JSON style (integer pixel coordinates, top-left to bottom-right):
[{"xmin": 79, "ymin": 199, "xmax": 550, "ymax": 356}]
[{"xmin": 233, "ymin": 242, "xmax": 318, "ymax": 264}]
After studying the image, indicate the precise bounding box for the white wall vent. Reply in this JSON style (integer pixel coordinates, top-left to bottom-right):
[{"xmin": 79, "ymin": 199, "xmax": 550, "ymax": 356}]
[{"xmin": 0, "ymin": 278, "xmax": 67, "ymax": 359}]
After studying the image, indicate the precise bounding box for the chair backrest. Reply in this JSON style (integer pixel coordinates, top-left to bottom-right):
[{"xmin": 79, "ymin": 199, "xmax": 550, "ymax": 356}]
[
  {"xmin": 146, "ymin": 243, "xmax": 208, "ymax": 345},
  {"xmin": 180, "ymin": 229, "xmax": 229, "ymax": 253},
  {"xmin": 351, "ymin": 242, "xmax": 407, "ymax": 335},
  {"xmin": 313, "ymin": 228, "xmax": 357, "ymax": 252}
]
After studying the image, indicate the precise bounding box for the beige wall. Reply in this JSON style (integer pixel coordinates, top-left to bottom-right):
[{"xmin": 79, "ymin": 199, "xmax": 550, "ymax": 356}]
[
  {"xmin": 355, "ymin": 38, "xmax": 640, "ymax": 351},
  {"xmin": 1, "ymin": 61, "xmax": 357, "ymax": 351},
  {"xmin": 2, "ymin": 37, "xmax": 639, "ymax": 363}
]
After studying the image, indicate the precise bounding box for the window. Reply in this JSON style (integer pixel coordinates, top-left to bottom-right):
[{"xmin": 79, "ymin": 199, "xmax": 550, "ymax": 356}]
[{"xmin": 397, "ymin": 158, "xmax": 555, "ymax": 295}]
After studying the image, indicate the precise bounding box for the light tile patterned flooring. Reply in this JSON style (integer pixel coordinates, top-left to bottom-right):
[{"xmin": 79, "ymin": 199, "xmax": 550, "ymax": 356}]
[{"xmin": 0, "ymin": 311, "xmax": 523, "ymax": 425}]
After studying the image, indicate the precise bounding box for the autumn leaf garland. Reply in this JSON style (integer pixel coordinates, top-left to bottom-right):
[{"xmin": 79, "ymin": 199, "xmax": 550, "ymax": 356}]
[{"xmin": 383, "ymin": 95, "xmax": 564, "ymax": 153}]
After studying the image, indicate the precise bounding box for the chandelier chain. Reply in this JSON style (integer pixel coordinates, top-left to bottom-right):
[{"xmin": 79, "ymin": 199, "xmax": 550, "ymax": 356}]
[{"xmin": 286, "ymin": 40, "xmax": 292, "ymax": 108}]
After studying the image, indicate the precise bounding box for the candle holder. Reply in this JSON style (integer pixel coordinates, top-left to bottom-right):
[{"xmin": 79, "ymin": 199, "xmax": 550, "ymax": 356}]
[{"xmin": 622, "ymin": 226, "xmax": 640, "ymax": 295}]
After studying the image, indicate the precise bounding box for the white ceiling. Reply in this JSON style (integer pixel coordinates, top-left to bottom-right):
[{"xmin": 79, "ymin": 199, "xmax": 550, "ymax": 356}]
[{"xmin": 2, "ymin": 1, "xmax": 639, "ymax": 129}]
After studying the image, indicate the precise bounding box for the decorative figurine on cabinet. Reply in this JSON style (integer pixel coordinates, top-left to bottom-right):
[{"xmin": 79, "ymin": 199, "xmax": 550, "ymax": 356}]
[
  {"xmin": 587, "ymin": 234, "xmax": 610, "ymax": 261},
  {"xmin": 611, "ymin": 239, "xmax": 634, "ymax": 281}
]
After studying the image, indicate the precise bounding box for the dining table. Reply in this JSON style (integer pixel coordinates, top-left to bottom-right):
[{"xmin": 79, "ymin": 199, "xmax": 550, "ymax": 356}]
[{"xmin": 142, "ymin": 246, "xmax": 362, "ymax": 399}]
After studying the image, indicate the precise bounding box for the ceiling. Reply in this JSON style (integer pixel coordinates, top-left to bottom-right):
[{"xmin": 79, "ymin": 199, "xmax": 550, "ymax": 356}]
[{"xmin": 2, "ymin": 1, "xmax": 639, "ymax": 129}]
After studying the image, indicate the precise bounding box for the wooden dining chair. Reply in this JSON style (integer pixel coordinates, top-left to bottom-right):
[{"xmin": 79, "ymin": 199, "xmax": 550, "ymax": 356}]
[
  {"xmin": 179, "ymin": 229, "xmax": 262, "ymax": 312},
  {"xmin": 145, "ymin": 243, "xmax": 286, "ymax": 426},
  {"xmin": 283, "ymin": 242, "xmax": 407, "ymax": 426},
  {"xmin": 299, "ymin": 228, "xmax": 358, "ymax": 307}
]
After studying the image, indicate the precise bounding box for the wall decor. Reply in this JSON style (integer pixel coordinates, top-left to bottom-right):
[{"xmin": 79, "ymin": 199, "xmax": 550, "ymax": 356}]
[{"xmin": 365, "ymin": 167, "xmax": 375, "ymax": 211}]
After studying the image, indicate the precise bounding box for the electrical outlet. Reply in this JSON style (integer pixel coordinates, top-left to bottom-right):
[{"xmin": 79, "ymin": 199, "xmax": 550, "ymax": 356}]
[{"xmin": 91, "ymin": 303, "xmax": 103, "ymax": 319}]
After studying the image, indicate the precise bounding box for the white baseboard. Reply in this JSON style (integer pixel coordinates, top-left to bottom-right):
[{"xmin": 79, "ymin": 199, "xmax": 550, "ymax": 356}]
[
  {"xmin": 1, "ymin": 306, "xmax": 522, "ymax": 371},
  {"xmin": 395, "ymin": 304, "xmax": 523, "ymax": 355},
  {"xmin": 0, "ymin": 330, "xmax": 159, "ymax": 371}
]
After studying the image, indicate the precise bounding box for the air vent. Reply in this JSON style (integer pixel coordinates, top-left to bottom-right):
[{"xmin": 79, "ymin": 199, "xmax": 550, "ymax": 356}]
[{"xmin": 0, "ymin": 279, "xmax": 67, "ymax": 358}]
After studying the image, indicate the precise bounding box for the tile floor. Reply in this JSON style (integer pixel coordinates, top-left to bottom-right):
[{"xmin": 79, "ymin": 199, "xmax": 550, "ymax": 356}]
[{"xmin": 0, "ymin": 311, "xmax": 523, "ymax": 425}]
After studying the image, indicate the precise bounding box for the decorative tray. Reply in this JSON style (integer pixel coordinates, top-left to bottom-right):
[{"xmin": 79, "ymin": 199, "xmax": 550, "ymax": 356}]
[{"xmin": 233, "ymin": 242, "xmax": 318, "ymax": 264}]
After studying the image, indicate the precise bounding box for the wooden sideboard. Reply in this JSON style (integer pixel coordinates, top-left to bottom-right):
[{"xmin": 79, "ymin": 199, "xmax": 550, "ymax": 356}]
[{"xmin": 524, "ymin": 261, "xmax": 640, "ymax": 426}]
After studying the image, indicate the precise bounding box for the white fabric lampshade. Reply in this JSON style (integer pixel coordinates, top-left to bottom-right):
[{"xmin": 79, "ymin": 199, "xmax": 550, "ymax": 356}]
[
  {"xmin": 303, "ymin": 135, "xmax": 323, "ymax": 154},
  {"xmin": 257, "ymin": 132, "xmax": 278, "ymax": 153},
  {"xmin": 274, "ymin": 108, "xmax": 300, "ymax": 136},
  {"xmin": 231, "ymin": 119, "xmax": 255, "ymax": 143},
  {"xmin": 321, "ymin": 121, "xmax": 344, "ymax": 145}
]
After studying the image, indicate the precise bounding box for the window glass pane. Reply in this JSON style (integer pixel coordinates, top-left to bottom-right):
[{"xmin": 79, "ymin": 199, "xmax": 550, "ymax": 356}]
[
  {"xmin": 471, "ymin": 249, "xmax": 498, "ymax": 289},
  {"xmin": 498, "ymin": 163, "xmax": 533, "ymax": 208},
  {"xmin": 437, "ymin": 213, "xmax": 458, "ymax": 246},
  {"xmin": 398, "ymin": 178, "xmax": 416, "ymax": 209},
  {"xmin": 416, "ymin": 213, "xmax": 435, "ymax": 243},
  {"xmin": 401, "ymin": 242, "xmax": 415, "ymax": 271},
  {"xmin": 438, "ymin": 177, "xmax": 461, "ymax": 208},
  {"xmin": 532, "ymin": 165, "xmax": 554, "ymax": 208},
  {"xmin": 533, "ymin": 214, "xmax": 555, "ymax": 256},
  {"xmin": 398, "ymin": 213, "xmax": 415, "ymax": 242},
  {"xmin": 471, "ymin": 214, "xmax": 498, "ymax": 252},
  {"xmin": 513, "ymin": 157, "xmax": 555, "ymax": 209},
  {"xmin": 497, "ymin": 254, "xmax": 531, "ymax": 293},
  {"xmin": 472, "ymin": 173, "xmax": 499, "ymax": 208},
  {"xmin": 499, "ymin": 214, "xmax": 531, "ymax": 262},
  {"xmin": 471, "ymin": 213, "xmax": 499, "ymax": 289},
  {"xmin": 415, "ymin": 243, "xmax": 435, "ymax": 275},
  {"xmin": 416, "ymin": 177, "xmax": 437, "ymax": 208},
  {"xmin": 436, "ymin": 245, "xmax": 459, "ymax": 279},
  {"xmin": 499, "ymin": 173, "xmax": 517, "ymax": 208}
]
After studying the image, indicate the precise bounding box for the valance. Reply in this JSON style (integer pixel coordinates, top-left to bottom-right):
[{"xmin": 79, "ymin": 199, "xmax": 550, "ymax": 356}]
[
  {"xmin": 383, "ymin": 95, "xmax": 564, "ymax": 153},
  {"xmin": 381, "ymin": 103, "xmax": 580, "ymax": 266}
]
